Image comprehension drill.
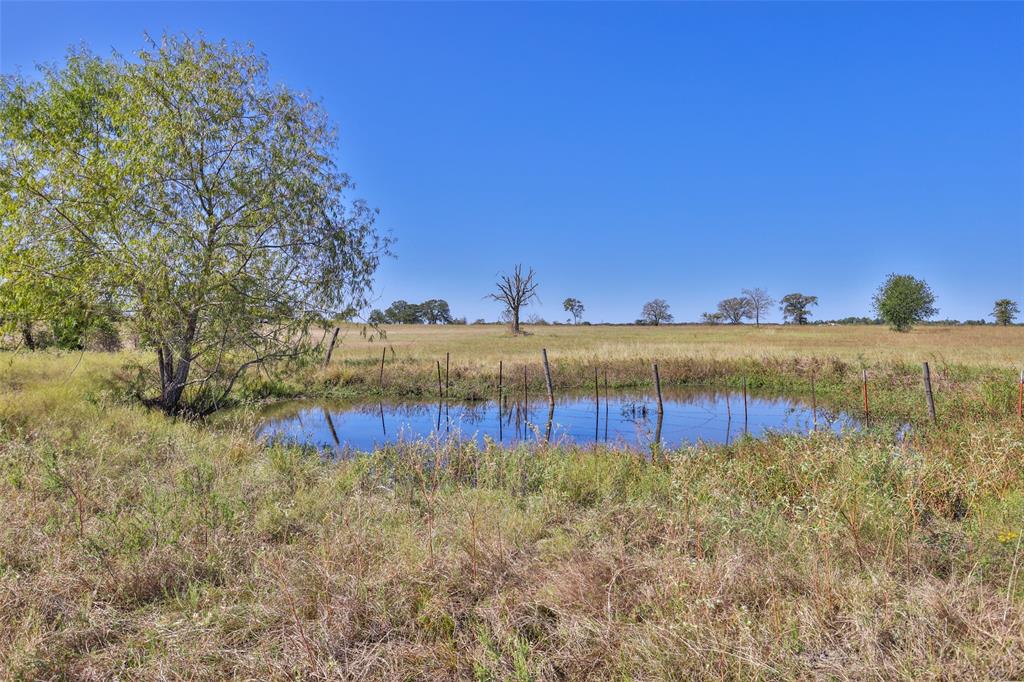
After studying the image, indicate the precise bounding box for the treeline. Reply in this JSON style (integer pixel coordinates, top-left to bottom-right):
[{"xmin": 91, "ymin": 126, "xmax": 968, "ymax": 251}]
[
  {"xmin": 812, "ymin": 317, "xmax": 995, "ymax": 326},
  {"xmin": 367, "ymin": 299, "xmax": 466, "ymax": 325}
]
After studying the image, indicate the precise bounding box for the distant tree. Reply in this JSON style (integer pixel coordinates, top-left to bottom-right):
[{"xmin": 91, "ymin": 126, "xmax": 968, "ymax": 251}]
[
  {"xmin": 488, "ymin": 264, "xmax": 539, "ymax": 335},
  {"xmin": 991, "ymin": 299, "xmax": 1019, "ymax": 326},
  {"xmin": 824, "ymin": 316, "xmax": 883, "ymax": 325},
  {"xmin": 641, "ymin": 299, "xmax": 673, "ymax": 325},
  {"xmin": 526, "ymin": 313, "xmax": 549, "ymax": 325},
  {"xmin": 872, "ymin": 274, "xmax": 937, "ymax": 332},
  {"xmin": 420, "ymin": 299, "xmax": 453, "ymax": 324},
  {"xmin": 717, "ymin": 297, "xmax": 753, "ymax": 324},
  {"xmin": 701, "ymin": 312, "xmax": 725, "ymax": 325},
  {"xmin": 563, "ymin": 297, "xmax": 585, "ymax": 324},
  {"xmin": 367, "ymin": 309, "xmax": 387, "ymax": 325},
  {"xmin": 383, "ymin": 300, "xmax": 423, "ymax": 324},
  {"xmin": 779, "ymin": 293, "xmax": 818, "ymax": 325},
  {"xmin": 741, "ymin": 288, "xmax": 774, "ymax": 326}
]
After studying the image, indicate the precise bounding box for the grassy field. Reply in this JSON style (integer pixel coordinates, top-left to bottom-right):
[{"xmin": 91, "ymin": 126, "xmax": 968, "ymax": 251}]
[
  {"xmin": 0, "ymin": 326, "xmax": 1022, "ymax": 679},
  {"xmin": 326, "ymin": 323, "xmax": 1024, "ymax": 367}
]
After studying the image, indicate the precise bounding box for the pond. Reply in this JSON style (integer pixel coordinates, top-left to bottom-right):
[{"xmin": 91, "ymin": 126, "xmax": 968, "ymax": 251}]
[{"xmin": 257, "ymin": 387, "xmax": 857, "ymax": 453}]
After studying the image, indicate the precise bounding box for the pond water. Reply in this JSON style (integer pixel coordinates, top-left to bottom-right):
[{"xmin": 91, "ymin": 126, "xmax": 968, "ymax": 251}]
[{"xmin": 257, "ymin": 387, "xmax": 857, "ymax": 453}]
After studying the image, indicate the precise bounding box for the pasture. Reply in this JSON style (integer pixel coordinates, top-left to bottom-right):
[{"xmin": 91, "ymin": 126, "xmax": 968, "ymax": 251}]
[
  {"xmin": 0, "ymin": 325, "xmax": 1022, "ymax": 679},
  {"xmin": 327, "ymin": 321, "xmax": 1024, "ymax": 367}
]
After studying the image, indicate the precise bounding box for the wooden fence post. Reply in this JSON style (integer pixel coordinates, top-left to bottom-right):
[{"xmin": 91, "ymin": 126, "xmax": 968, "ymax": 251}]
[
  {"xmin": 436, "ymin": 360, "xmax": 443, "ymax": 402},
  {"xmin": 810, "ymin": 371, "xmax": 817, "ymax": 431},
  {"xmin": 322, "ymin": 326, "xmax": 340, "ymax": 368},
  {"xmin": 922, "ymin": 362, "xmax": 936, "ymax": 424},
  {"xmin": 523, "ymin": 365, "xmax": 528, "ymax": 424},
  {"xmin": 542, "ymin": 349, "xmax": 555, "ymax": 407},
  {"xmin": 652, "ymin": 363, "xmax": 664, "ymax": 414},
  {"xmin": 545, "ymin": 403, "xmax": 554, "ymax": 443},
  {"xmin": 444, "ymin": 352, "xmax": 450, "ymax": 401},
  {"xmin": 862, "ymin": 369, "xmax": 869, "ymax": 426},
  {"xmin": 742, "ymin": 378, "xmax": 748, "ymax": 433},
  {"xmin": 379, "ymin": 347, "xmax": 386, "ymax": 390}
]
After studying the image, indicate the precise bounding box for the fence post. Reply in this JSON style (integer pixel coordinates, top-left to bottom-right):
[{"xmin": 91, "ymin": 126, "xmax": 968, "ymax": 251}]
[
  {"xmin": 810, "ymin": 371, "xmax": 817, "ymax": 430},
  {"xmin": 542, "ymin": 349, "xmax": 555, "ymax": 407},
  {"xmin": 1018, "ymin": 368, "xmax": 1023, "ymax": 421},
  {"xmin": 742, "ymin": 378, "xmax": 748, "ymax": 433},
  {"xmin": 604, "ymin": 370, "xmax": 609, "ymax": 441},
  {"xmin": 322, "ymin": 326, "xmax": 340, "ymax": 367},
  {"xmin": 498, "ymin": 360, "xmax": 504, "ymax": 441},
  {"xmin": 436, "ymin": 360, "xmax": 443, "ymax": 401},
  {"xmin": 444, "ymin": 352, "xmax": 450, "ymax": 402},
  {"xmin": 653, "ymin": 363, "xmax": 664, "ymax": 414},
  {"xmin": 379, "ymin": 347, "xmax": 386, "ymax": 390},
  {"xmin": 922, "ymin": 362, "xmax": 937, "ymax": 424},
  {"xmin": 862, "ymin": 369, "xmax": 869, "ymax": 426},
  {"xmin": 523, "ymin": 365, "xmax": 528, "ymax": 424}
]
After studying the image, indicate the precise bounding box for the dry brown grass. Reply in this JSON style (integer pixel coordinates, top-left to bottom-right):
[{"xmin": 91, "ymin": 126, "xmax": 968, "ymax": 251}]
[
  {"xmin": 0, "ymin": 353, "xmax": 1022, "ymax": 679},
  {"xmin": 325, "ymin": 323, "xmax": 1024, "ymax": 369}
]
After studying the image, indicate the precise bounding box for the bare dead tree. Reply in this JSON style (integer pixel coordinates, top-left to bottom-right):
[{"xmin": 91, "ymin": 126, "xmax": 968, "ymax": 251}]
[
  {"xmin": 742, "ymin": 288, "xmax": 774, "ymax": 326},
  {"xmin": 488, "ymin": 264, "xmax": 539, "ymax": 335}
]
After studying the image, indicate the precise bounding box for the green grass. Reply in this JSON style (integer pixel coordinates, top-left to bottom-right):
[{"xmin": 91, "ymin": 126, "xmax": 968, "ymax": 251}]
[{"xmin": 0, "ymin": 348, "xmax": 1022, "ymax": 679}]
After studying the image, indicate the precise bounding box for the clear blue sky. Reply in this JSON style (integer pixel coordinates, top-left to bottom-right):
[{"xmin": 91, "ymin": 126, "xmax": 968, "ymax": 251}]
[{"xmin": 3, "ymin": 1, "xmax": 1022, "ymax": 323}]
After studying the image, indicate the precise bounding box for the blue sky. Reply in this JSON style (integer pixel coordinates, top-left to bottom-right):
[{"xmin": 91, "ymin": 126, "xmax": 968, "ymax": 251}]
[{"xmin": 3, "ymin": 1, "xmax": 1022, "ymax": 323}]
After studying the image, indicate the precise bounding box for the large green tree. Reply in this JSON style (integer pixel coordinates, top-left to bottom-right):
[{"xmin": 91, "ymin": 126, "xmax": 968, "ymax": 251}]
[
  {"xmin": 779, "ymin": 293, "xmax": 818, "ymax": 325},
  {"xmin": 420, "ymin": 299, "xmax": 453, "ymax": 324},
  {"xmin": 1, "ymin": 36, "xmax": 388, "ymax": 414},
  {"xmin": 991, "ymin": 299, "xmax": 1019, "ymax": 326},
  {"xmin": 872, "ymin": 274, "xmax": 937, "ymax": 332}
]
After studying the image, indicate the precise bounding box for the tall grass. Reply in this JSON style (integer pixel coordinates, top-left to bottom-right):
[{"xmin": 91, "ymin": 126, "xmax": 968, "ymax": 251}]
[{"xmin": 0, "ymin": 351, "xmax": 1022, "ymax": 679}]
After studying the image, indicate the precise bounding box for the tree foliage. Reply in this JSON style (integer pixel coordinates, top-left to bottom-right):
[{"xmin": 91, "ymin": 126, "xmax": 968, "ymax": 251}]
[
  {"xmin": 872, "ymin": 274, "xmax": 937, "ymax": 332},
  {"xmin": 717, "ymin": 297, "xmax": 752, "ymax": 324},
  {"xmin": 701, "ymin": 311, "xmax": 725, "ymax": 325},
  {"xmin": 991, "ymin": 299, "xmax": 1019, "ymax": 326},
  {"xmin": 369, "ymin": 299, "xmax": 453, "ymax": 324},
  {"xmin": 383, "ymin": 300, "xmax": 422, "ymax": 325},
  {"xmin": 640, "ymin": 299, "xmax": 673, "ymax": 325},
  {"xmin": 0, "ymin": 35, "xmax": 388, "ymax": 413},
  {"xmin": 779, "ymin": 293, "xmax": 818, "ymax": 325},
  {"xmin": 562, "ymin": 297, "xmax": 584, "ymax": 324}
]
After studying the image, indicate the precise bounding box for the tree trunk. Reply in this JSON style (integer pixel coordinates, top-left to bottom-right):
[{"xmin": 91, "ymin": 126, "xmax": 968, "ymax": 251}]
[
  {"xmin": 159, "ymin": 349, "xmax": 192, "ymax": 414},
  {"xmin": 511, "ymin": 307, "xmax": 521, "ymax": 335},
  {"xmin": 156, "ymin": 313, "xmax": 199, "ymax": 414},
  {"xmin": 20, "ymin": 323, "xmax": 35, "ymax": 351}
]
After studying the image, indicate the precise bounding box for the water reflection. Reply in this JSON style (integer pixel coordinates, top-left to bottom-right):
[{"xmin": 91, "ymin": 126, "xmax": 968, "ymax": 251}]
[{"xmin": 257, "ymin": 386, "xmax": 855, "ymax": 454}]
